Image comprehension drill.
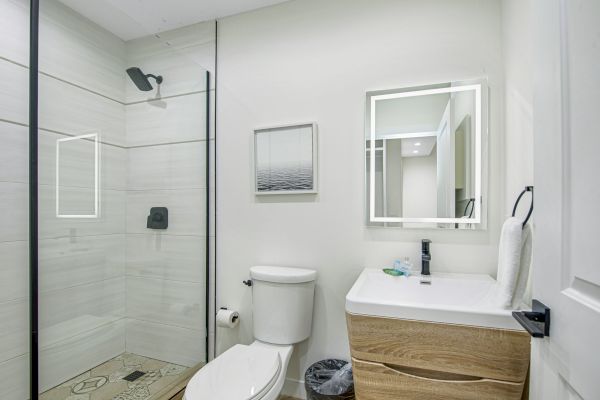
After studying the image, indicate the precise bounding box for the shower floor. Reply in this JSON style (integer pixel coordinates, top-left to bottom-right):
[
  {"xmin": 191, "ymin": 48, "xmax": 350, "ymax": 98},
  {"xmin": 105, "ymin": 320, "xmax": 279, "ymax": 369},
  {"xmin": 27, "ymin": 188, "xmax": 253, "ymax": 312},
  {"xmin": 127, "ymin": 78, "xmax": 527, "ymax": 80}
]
[{"xmin": 40, "ymin": 353, "xmax": 192, "ymax": 400}]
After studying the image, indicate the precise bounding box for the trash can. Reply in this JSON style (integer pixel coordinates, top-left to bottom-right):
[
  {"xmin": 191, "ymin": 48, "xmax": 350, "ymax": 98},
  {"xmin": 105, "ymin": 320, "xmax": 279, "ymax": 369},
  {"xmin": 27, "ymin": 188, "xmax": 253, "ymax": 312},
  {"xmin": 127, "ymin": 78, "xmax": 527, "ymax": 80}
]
[{"xmin": 304, "ymin": 359, "xmax": 355, "ymax": 400}]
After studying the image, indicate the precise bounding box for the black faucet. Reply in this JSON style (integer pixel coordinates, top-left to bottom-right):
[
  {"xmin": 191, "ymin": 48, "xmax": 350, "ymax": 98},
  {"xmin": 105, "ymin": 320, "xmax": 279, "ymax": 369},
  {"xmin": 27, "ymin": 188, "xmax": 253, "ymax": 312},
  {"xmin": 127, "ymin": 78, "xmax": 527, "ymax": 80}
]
[{"xmin": 421, "ymin": 239, "xmax": 432, "ymax": 276}]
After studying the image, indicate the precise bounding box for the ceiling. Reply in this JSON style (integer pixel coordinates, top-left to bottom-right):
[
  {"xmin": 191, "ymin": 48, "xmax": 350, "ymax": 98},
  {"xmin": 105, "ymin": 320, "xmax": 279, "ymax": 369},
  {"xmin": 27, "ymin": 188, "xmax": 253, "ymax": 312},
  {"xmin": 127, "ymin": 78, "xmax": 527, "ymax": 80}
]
[
  {"xmin": 401, "ymin": 136, "xmax": 437, "ymax": 158},
  {"xmin": 58, "ymin": 0, "xmax": 291, "ymax": 41}
]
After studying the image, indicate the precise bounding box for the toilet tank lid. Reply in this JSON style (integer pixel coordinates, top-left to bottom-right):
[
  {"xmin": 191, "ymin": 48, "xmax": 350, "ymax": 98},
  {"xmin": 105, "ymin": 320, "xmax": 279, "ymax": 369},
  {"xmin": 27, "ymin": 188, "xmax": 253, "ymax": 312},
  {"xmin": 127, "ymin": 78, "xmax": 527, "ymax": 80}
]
[{"xmin": 250, "ymin": 266, "xmax": 317, "ymax": 283}]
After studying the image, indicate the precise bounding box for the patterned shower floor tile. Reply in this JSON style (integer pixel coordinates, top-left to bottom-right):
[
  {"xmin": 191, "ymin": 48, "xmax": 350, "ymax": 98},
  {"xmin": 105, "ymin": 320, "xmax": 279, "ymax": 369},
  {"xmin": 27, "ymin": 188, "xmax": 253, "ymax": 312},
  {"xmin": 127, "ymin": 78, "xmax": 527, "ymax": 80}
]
[{"xmin": 40, "ymin": 353, "xmax": 190, "ymax": 400}]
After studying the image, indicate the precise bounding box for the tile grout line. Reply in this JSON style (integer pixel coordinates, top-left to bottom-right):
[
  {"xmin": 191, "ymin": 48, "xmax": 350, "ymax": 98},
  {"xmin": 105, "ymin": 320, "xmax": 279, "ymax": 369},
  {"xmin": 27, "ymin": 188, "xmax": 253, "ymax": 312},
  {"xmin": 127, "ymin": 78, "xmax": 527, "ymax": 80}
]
[
  {"xmin": 126, "ymin": 316, "xmax": 208, "ymax": 333},
  {"xmin": 0, "ymin": 55, "xmax": 215, "ymax": 107},
  {"xmin": 0, "ymin": 352, "xmax": 29, "ymax": 366},
  {"xmin": 39, "ymin": 316, "xmax": 128, "ymax": 355},
  {"xmin": 125, "ymin": 274, "xmax": 206, "ymax": 285},
  {"xmin": 38, "ymin": 275, "xmax": 125, "ymax": 295},
  {"xmin": 0, "ymin": 115, "xmax": 213, "ymax": 150}
]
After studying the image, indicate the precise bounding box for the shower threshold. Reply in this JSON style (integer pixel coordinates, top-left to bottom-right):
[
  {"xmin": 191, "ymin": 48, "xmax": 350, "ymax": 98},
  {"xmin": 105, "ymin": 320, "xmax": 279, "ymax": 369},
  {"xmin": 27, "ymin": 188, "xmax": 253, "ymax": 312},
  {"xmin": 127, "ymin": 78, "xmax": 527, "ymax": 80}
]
[{"xmin": 40, "ymin": 353, "xmax": 203, "ymax": 400}]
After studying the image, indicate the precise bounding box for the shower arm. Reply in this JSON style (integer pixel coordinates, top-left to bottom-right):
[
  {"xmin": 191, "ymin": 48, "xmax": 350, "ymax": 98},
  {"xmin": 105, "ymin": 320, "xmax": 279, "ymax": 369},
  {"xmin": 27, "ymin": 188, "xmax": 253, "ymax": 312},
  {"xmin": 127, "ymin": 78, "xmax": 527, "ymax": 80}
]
[{"xmin": 145, "ymin": 73, "xmax": 163, "ymax": 85}]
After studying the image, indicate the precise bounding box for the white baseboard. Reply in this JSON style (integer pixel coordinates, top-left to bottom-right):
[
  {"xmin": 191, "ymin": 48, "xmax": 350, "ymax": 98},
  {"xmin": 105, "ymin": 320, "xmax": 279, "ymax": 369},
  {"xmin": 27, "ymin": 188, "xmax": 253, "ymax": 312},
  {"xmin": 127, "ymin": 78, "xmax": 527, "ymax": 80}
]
[{"xmin": 282, "ymin": 377, "xmax": 307, "ymax": 399}]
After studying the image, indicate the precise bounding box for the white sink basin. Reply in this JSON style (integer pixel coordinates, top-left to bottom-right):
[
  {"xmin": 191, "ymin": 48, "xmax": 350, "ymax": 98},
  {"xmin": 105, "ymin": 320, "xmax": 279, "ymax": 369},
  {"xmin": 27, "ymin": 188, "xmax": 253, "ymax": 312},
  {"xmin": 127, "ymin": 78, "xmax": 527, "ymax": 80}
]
[{"xmin": 346, "ymin": 268, "xmax": 523, "ymax": 330}]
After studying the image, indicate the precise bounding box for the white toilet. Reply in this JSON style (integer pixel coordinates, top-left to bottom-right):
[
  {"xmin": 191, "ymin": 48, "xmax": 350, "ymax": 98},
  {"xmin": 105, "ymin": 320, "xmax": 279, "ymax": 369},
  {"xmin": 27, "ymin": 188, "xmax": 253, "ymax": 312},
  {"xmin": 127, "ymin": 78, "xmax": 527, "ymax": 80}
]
[{"xmin": 184, "ymin": 266, "xmax": 317, "ymax": 400}]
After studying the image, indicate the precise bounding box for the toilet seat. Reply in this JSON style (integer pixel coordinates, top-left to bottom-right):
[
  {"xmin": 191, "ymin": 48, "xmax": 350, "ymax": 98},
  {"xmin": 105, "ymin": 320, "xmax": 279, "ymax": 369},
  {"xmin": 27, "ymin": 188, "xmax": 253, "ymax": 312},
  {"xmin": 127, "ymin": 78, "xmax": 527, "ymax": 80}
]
[{"xmin": 185, "ymin": 344, "xmax": 281, "ymax": 400}]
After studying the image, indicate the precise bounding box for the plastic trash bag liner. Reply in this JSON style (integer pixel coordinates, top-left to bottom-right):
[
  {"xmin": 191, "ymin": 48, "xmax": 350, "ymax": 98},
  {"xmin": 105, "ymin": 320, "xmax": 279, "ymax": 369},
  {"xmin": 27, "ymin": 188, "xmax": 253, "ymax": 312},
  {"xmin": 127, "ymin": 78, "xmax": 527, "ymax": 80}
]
[{"xmin": 304, "ymin": 359, "xmax": 354, "ymax": 400}]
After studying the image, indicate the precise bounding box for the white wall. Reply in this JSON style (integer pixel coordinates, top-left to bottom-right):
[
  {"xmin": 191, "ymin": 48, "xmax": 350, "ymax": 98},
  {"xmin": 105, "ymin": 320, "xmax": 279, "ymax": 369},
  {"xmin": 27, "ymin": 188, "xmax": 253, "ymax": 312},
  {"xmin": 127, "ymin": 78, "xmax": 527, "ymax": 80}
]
[
  {"xmin": 216, "ymin": 0, "xmax": 504, "ymax": 396},
  {"xmin": 402, "ymin": 150, "xmax": 438, "ymax": 218},
  {"xmin": 501, "ymin": 0, "xmax": 533, "ymax": 217}
]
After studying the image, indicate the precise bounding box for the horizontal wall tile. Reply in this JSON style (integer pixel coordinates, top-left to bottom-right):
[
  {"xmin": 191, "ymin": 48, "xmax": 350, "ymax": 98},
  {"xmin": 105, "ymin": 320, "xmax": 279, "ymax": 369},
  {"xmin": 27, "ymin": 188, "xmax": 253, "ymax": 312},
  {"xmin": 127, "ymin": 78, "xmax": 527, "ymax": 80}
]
[
  {"xmin": 0, "ymin": 298, "xmax": 28, "ymax": 363},
  {"xmin": 0, "ymin": 0, "xmax": 29, "ymax": 66},
  {"xmin": 39, "ymin": 130, "xmax": 127, "ymax": 190},
  {"xmin": 40, "ymin": 73, "xmax": 126, "ymax": 147},
  {"xmin": 125, "ymin": 21, "xmax": 215, "ymax": 103},
  {"xmin": 0, "ymin": 0, "xmax": 126, "ymax": 102},
  {"xmin": 0, "ymin": 121, "xmax": 27, "ymax": 183},
  {"xmin": 0, "ymin": 61, "xmax": 126, "ymax": 149},
  {"xmin": 0, "ymin": 182, "xmax": 28, "ymax": 242},
  {"xmin": 126, "ymin": 92, "xmax": 207, "ymax": 147},
  {"xmin": 39, "ymin": 0, "xmax": 126, "ymax": 103},
  {"xmin": 39, "ymin": 185, "xmax": 126, "ymax": 239},
  {"xmin": 39, "ymin": 276, "xmax": 125, "ymax": 334},
  {"xmin": 126, "ymin": 233, "xmax": 205, "ymax": 283},
  {"xmin": 40, "ymin": 319, "xmax": 125, "ymax": 392},
  {"xmin": 125, "ymin": 318, "xmax": 205, "ymax": 367},
  {"xmin": 0, "ymin": 354, "xmax": 29, "ymax": 400},
  {"xmin": 127, "ymin": 141, "xmax": 206, "ymax": 190},
  {"xmin": 126, "ymin": 276, "xmax": 205, "ymax": 330},
  {"xmin": 0, "ymin": 241, "xmax": 28, "ymax": 303},
  {"xmin": 126, "ymin": 189, "xmax": 205, "ymax": 235},
  {"xmin": 40, "ymin": 234, "xmax": 126, "ymax": 293},
  {"xmin": 0, "ymin": 59, "xmax": 28, "ymax": 125}
]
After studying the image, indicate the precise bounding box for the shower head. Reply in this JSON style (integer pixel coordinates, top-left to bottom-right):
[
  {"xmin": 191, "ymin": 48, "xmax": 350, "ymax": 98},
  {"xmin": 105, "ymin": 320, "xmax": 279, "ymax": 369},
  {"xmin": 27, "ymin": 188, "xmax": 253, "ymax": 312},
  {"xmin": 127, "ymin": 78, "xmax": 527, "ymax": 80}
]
[{"xmin": 126, "ymin": 67, "xmax": 163, "ymax": 91}]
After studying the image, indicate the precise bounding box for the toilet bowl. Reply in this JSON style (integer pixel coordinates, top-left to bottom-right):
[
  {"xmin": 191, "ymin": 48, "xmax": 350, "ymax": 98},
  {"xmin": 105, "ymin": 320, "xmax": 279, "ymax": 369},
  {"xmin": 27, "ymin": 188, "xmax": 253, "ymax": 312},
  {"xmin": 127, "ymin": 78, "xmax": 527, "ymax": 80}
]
[
  {"xmin": 184, "ymin": 266, "xmax": 317, "ymax": 400},
  {"xmin": 184, "ymin": 341, "xmax": 293, "ymax": 400}
]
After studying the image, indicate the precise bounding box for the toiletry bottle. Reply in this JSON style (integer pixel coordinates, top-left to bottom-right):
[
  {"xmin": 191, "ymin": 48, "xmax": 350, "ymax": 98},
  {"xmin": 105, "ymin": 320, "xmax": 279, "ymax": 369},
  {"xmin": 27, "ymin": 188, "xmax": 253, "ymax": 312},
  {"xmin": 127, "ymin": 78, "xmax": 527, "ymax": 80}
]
[{"xmin": 401, "ymin": 257, "xmax": 412, "ymax": 276}]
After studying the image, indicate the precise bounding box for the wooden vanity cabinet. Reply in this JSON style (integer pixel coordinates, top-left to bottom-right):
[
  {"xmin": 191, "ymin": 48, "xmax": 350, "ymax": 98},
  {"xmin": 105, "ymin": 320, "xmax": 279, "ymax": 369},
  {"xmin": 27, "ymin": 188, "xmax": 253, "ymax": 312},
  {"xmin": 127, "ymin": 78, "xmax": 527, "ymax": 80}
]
[{"xmin": 346, "ymin": 313, "xmax": 531, "ymax": 400}]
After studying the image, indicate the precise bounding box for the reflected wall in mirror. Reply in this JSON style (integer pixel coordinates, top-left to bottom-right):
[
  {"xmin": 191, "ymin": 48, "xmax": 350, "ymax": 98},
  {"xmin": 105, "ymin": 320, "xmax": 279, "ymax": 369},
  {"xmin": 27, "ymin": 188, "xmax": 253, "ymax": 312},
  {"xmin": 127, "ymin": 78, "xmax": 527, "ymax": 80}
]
[{"xmin": 366, "ymin": 81, "xmax": 487, "ymax": 229}]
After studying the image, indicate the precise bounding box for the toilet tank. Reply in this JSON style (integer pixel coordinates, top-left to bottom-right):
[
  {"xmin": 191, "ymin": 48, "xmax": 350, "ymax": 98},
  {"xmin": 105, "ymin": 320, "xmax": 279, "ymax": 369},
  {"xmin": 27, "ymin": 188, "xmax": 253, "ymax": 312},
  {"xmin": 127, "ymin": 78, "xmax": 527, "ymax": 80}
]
[{"xmin": 250, "ymin": 266, "xmax": 317, "ymax": 345}]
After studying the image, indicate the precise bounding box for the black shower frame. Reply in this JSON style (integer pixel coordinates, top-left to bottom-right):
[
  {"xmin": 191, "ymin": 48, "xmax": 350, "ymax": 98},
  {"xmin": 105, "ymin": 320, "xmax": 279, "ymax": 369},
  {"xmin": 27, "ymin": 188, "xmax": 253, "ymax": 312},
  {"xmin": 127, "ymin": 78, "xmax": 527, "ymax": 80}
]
[
  {"xmin": 28, "ymin": 2, "xmax": 213, "ymax": 397},
  {"xmin": 29, "ymin": 0, "xmax": 40, "ymax": 398}
]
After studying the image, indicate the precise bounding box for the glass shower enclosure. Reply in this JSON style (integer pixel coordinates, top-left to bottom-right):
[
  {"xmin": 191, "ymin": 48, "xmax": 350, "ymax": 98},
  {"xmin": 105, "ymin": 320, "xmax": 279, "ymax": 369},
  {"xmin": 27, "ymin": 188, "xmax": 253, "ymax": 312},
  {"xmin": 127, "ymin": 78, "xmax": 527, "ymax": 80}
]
[{"xmin": 0, "ymin": 0, "xmax": 214, "ymax": 398}]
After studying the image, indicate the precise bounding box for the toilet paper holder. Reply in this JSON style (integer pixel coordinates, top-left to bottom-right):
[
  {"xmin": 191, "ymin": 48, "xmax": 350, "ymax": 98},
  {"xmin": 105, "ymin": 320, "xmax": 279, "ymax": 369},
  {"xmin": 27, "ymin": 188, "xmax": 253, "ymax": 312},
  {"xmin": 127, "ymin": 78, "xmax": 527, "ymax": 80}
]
[{"xmin": 219, "ymin": 307, "xmax": 239, "ymax": 323}]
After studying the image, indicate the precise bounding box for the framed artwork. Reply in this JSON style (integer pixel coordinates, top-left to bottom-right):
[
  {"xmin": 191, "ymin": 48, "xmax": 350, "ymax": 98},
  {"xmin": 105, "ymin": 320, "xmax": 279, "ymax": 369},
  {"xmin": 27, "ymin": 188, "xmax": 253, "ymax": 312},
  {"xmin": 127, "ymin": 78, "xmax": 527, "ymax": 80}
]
[{"xmin": 253, "ymin": 122, "xmax": 318, "ymax": 195}]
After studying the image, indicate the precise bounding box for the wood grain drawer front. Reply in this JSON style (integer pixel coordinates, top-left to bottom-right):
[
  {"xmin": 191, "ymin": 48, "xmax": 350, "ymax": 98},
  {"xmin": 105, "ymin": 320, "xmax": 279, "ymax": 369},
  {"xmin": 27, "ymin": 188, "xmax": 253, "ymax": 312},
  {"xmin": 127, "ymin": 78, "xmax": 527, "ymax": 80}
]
[
  {"xmin": 347, "ymin": 313, "xmax": 530, "ymax": 383},
  {"xmin": 352, "ymin": 358, "xmax": 525, "ymax": 400}
]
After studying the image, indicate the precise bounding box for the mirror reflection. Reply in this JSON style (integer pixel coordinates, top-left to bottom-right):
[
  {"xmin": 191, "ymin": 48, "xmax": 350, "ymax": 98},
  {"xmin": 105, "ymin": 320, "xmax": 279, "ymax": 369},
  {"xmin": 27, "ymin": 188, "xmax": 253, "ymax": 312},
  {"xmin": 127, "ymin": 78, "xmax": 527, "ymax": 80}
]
[
  {"xmin": 56, "ymin": 133, "xmax": 99, "ymax": 218},
  {"xmin": 366, "ymin": 82, "xmax": 484, "ymax": 228}
]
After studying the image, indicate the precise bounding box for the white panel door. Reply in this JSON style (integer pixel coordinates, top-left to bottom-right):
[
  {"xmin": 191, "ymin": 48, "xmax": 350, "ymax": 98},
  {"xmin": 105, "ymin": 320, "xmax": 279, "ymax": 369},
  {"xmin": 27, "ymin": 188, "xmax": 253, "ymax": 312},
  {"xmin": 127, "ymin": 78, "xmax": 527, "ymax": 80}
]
[{"xmin": 531, "ymin": 0, "xmax": 600, "ymax": 399}]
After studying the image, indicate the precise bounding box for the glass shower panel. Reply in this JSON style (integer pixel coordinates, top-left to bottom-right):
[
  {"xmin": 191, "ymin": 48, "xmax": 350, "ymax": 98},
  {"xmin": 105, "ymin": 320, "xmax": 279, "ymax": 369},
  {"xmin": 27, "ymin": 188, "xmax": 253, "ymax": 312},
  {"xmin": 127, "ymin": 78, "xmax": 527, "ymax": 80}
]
[
  {"xmin": 37, "ymin": 1, "xmax": 212, "ymax": 398},
  {"xmin": 0, "ymin": 0, "xmax": 31, "ymax": 399}
]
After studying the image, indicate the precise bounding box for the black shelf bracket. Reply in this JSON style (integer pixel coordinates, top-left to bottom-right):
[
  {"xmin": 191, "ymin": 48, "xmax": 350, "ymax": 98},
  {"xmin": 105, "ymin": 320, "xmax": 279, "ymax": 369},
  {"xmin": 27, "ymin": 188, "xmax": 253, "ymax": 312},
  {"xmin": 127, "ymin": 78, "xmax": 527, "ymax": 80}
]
[{"xmin": 512, "ymin": 299, "xmax": 551, "ymax": 338}]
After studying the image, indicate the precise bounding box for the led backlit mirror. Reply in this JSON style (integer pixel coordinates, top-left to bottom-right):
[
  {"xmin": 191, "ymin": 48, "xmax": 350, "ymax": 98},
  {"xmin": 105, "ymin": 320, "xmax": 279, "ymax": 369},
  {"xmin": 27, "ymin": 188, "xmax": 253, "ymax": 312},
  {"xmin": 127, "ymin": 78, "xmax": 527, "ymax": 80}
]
[{"xmin": 366, "ymin": 81, "xmax": 487, "ymax": 229}]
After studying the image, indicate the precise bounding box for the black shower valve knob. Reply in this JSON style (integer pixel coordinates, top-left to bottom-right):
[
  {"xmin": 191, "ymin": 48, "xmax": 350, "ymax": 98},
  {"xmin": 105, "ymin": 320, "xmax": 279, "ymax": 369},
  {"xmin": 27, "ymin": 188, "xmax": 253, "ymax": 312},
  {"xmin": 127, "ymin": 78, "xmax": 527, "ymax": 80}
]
[{"xmin": 147, "ymin": 207, "xmax": 168, "ymax": 229}]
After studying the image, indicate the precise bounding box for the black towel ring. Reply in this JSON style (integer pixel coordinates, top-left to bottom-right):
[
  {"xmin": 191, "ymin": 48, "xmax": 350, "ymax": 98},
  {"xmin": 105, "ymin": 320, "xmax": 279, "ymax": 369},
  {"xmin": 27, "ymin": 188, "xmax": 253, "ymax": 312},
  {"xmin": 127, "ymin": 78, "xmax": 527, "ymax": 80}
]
[
  {"xmin": 463, "ymin": 198, "xmax": 476, "ymax": 218},
  {"xmin": 512, "ymin": 186, "xmax": 534, "ymax": 228}
]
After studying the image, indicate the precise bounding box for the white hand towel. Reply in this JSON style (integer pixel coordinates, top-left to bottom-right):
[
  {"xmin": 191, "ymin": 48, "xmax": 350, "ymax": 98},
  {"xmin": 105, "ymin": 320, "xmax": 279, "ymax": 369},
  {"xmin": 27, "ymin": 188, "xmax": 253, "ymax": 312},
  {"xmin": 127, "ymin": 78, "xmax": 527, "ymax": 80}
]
[
  {"xmin": 512, "ymin": 223, "xmax": 532, "ymax": 308},
  {"xmin": 496, "ymin": 217, "xmax": 531, "ymax": 309}
]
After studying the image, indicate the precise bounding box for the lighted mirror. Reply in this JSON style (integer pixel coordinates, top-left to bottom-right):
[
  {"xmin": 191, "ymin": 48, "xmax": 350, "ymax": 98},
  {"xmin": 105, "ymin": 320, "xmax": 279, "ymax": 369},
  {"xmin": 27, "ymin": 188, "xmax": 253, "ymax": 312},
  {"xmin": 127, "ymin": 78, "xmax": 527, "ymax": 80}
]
[
  {"xmin": 56, "ymin": 133, "xmax": 99, "ymax": 218},
  {"xmin": 366, "ymin": 81, "xmax": 487, "ymax": 229}
]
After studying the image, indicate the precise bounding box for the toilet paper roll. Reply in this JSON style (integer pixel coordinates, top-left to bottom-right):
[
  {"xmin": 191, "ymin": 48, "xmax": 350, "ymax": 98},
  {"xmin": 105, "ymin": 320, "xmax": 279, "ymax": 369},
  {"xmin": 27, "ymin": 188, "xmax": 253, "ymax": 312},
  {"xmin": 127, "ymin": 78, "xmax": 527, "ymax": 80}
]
[{"xmin": 216, "ymin": 309, "xmax": 239, "ymax": 328}]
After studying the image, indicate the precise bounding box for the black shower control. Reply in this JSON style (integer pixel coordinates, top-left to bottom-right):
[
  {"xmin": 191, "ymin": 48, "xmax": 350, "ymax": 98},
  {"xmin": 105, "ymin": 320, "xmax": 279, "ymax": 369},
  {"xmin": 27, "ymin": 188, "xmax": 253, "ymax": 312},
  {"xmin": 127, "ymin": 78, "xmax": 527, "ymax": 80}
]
[{"xmin": 147, "ymin": 207, "xmax": 168, "ymax": 229}]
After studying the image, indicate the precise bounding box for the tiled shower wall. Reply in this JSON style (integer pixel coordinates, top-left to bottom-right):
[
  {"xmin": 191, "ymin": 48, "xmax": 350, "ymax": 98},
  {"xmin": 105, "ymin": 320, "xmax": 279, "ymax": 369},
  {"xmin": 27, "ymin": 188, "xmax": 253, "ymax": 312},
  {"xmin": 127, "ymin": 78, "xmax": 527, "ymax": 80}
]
[
  {"xmin": 0, "ymin": 0, "xmax": 30, "ymax": 397},
  {"xmin": 1, "ymin": 0, "xmax": 128, "ymax": 396},
  {"xmin": 0, "ymin": 0, "xmax": 214, "ymax": 398},
  {"xmin": 123, "ymin": 22, "xmax": 215, "ymax": 367}
]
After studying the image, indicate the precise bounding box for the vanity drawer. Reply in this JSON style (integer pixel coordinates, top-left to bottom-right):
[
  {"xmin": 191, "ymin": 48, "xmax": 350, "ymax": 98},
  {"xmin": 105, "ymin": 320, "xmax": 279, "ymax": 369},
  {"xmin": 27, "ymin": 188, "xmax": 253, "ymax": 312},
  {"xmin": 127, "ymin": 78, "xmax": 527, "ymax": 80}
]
[
  {"xmin": 352, "ymin": 358, "xmax": 525, "ymax": 400},
  {"xmin": 346, "ymin": 313, "xmax": 530, "ymax": 383}
]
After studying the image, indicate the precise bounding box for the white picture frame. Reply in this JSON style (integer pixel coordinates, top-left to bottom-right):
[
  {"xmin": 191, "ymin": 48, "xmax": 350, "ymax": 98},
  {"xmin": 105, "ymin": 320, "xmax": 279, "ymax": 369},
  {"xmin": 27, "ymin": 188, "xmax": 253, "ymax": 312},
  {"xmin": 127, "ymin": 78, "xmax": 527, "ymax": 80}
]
[{"xmin": 253, "ymin": 122, "xmax": 318, "ymax": 195}]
